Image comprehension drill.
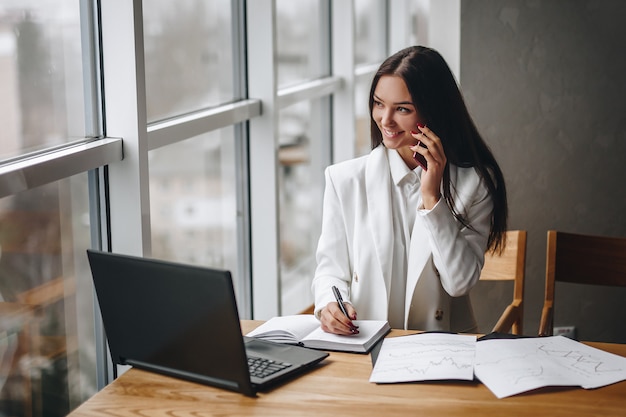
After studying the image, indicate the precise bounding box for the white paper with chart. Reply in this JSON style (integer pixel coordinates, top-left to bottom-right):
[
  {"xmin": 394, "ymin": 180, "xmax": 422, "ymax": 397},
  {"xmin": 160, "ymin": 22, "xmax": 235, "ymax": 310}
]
[
  {"xmin": 474, "ymin": 335, "xmax": 626, "ymax": 398},
  {"xmin": 369, "ymin": 333, "xmax": 476, "ymax": 383}
]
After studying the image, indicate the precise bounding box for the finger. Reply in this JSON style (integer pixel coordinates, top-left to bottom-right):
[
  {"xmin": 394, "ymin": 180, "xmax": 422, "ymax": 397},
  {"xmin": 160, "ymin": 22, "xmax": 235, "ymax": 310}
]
[
  {"xmin": 417, "ymin": 124, "xmax": 437, "ymax": 138},
  {"xmin": 319, "ymin": 306, "xmax": 342, "ymax": 334},
  {"xmin": 416, "ymin": 125, "xmax": 441, "ymax": 149},
  {"xmin": 326, "ymin": 316, "xmax": 357, "ymax": 335},
  {"xmin": 334, "ymin": 303, "xmax": 359, "ymax": 334},
  {"xmin": 321, "ymin": 303, "xmax": 358, "ymax": 335},
  {"xmin": 416, "ymin": 127, "xmax": 446, "ymax": 166},
  {"xmin": 410, "ymin": 141, "xmax": 432, "ymax": 171},
  {"xmin": 410, "ymin": 140, "xmax": 428, "ymax": 153},
  {"xmin": 345, "ymin": 303, "xmax": 357, "ymax": 321}
]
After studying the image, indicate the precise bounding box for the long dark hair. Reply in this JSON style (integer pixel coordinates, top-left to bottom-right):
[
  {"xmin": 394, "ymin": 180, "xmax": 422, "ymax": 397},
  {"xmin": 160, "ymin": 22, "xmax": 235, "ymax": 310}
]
[{"xmin": 369, "ymin": 46, "xmax": 508, "ymax": 253}]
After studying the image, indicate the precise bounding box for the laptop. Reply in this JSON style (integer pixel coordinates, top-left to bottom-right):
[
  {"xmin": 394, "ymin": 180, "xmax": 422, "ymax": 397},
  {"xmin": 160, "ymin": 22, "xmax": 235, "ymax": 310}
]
[{"xmin": 86, "ymin": 249, "xmax": 328, "ymax": 397}]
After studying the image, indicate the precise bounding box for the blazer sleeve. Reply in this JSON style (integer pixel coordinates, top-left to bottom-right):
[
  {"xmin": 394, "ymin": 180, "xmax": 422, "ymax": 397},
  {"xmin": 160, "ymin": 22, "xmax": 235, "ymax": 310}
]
[
  {"xmin": 311, "ymin": 166, "xmax": 353, "ymax": 318},
  {"xmin": 417, "ymin": 169, "xmax": 493, "ymax": 297}
]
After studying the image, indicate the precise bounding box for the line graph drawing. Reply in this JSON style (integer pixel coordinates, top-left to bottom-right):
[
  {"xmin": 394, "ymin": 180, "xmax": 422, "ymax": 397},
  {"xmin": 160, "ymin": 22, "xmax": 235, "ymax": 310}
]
[
  {"xmin": 474, "ymin": 335, "xmax": 626, "ymax": 398},
  {"xmin": 536, "ymin": 344, "xmax": 623, "ymax": 374},
  {"xmin": 373, "ymin": 356, "xmax": 473, "ymax": 376},
  {"xmin": 476, "ymin": 337, "xmax": 625, "ymax": 380},
  {"xmin": 370, "ymin": 333, "xmax": 476, "ymax": 383}
]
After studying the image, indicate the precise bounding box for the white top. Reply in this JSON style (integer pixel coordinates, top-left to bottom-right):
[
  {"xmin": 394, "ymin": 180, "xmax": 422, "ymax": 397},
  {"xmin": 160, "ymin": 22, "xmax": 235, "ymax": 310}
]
[{"xmin": 387, "ymin": 149, "xmax": 422, "ymax": 328}]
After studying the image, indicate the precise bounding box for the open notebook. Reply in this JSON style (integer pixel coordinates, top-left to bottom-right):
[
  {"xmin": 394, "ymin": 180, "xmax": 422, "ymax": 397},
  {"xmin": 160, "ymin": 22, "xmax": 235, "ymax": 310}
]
[
  {"xmin": 247, "ymin": 314, "xmax": 390, "ymax": 353},
  {"xmin": 86, "ymin": 250, "xmax": 328, "ymax": 397}
]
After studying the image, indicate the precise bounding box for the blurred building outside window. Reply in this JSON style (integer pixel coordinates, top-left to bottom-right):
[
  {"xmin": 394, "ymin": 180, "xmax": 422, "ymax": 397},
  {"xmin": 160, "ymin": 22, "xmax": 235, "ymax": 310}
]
[{"xmin": 0, "ymin": 1, "xmax": 98, "ymax": 416}]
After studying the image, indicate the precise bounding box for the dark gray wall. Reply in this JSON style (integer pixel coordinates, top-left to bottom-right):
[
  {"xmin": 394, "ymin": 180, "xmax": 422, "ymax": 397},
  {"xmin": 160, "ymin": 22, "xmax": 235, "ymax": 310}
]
[{"xmin": 461, "ymin": 0, "xmax": 626, "ymax": 342}]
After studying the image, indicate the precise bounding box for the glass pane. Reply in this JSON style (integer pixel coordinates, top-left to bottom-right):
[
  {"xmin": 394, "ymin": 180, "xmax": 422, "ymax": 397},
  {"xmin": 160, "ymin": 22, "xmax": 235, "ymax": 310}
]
[
  {"xmin": 355, "ymin": 0, "xmax": 387, "ymax": 65},
  {"xmin": 143, "ymin": 0, "xmax": 234, "ymax": 123},
  {"xmin": 410, "ymin": 1, "xmax": 424, "ymax": 46},
  {"xmin": 278, "ymin": 99, "xmax": 328, "ymax": 315},
  {"xmin": 355, "ymin": 73, "xmax": 374, "ymax": 157},
  {"xmin": 148, "ymin": 129, "xmax": 244, "ymax": 309},
  {"xmin": 0, "ymin": 1, "xmax": 86, "ymax": 161},
  {"xmin": 0, "ymin": 174, "xmax": 96, "ymax": 417},
  {"xmin": 276, "ymin": 0, "xmax": 328, "ymax": 88}
]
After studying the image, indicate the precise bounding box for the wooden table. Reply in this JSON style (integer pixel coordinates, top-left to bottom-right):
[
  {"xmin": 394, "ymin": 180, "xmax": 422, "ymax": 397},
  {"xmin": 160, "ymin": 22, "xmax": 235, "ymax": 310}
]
[{"xmin": 68, "ymin": 321, "xmax": 626, "ymax": 417}]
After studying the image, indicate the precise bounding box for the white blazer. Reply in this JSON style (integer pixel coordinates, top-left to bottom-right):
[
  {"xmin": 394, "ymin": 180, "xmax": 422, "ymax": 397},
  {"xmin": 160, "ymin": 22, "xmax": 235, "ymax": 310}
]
[{"xmin": 312, "ymin": 146, "xmax": 493, "ymax": 332}]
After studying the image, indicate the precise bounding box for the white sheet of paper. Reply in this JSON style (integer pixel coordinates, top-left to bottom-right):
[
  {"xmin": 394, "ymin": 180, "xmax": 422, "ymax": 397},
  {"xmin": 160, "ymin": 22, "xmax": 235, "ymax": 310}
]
[
  {"xmin": 475, "ymin": 335, "xmax": 626, "ymax": 398},
  {"xmin": 370, "ymin": 333, "xmax": 476, "ymax": 383}
]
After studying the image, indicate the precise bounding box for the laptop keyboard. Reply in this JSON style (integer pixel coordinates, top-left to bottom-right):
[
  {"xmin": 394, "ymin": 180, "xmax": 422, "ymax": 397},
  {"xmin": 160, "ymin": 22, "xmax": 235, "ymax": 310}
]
[{"xmin": 247, "ymin": 356, "xmax": 292, "ymax": 379}]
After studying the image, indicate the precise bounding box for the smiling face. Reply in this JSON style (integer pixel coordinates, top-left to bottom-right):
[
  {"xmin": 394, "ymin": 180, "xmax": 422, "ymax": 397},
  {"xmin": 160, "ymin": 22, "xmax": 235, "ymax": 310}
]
[{"xmin": 371, "ymin": 75, "xmax": 425, "ymax": 167}]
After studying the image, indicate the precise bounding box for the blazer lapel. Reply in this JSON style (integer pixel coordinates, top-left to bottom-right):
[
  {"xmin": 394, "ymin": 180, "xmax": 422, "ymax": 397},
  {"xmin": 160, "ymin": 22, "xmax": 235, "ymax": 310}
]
[{"xmin": 405, "ymin": 216, "xmax": 430, "ymax": 307}]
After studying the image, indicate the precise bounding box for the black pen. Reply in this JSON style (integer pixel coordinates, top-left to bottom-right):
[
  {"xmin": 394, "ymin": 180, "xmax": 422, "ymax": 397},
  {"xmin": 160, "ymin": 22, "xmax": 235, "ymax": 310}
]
[
  {"xmin": 332, "ymin": 286, "xmax": 358, "ymax": 332},
  {"xmin": 332, "ymin": 285, "xmax": 350, "ymax": 318}
]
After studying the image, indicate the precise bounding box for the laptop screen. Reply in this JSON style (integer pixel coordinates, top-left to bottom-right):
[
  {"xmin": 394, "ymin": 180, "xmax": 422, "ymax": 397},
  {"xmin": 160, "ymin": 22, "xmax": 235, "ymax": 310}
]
[{"xmin": 86, "ymin": 250, "xmax": 254, "ymax": 394}]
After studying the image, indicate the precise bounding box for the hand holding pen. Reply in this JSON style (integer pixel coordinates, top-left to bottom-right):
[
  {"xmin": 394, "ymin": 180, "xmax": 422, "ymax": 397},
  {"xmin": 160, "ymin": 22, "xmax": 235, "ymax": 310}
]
[{"xmin": 331, "ymin": 286, "xmax": 359, "ymax": 334}]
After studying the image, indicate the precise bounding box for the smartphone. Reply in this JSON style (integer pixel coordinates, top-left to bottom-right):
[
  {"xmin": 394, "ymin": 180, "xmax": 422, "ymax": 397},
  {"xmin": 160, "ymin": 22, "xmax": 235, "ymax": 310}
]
[{"xmin": 413, "ymin": 141, "xmax": 428, "ymax": 171}]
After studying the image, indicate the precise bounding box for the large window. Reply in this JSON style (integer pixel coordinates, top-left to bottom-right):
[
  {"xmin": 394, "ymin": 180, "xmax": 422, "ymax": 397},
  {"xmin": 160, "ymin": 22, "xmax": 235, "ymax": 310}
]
[
  {"xmin": 275, "ymin": 0, "xmax": 330, "ymax": 314},
  {"xmin": 143, "ymin": 0, "xmax": 248, "ymax": 306},
  {"xmin": 149, "ymin": 129, "xmax": 244, "ymax": 301},
  {"xmin": 276, "ymin": 0, "xmax": 328, "ymax": 88},
  {"xmin": 278, "ymin": 98, "xmax": 329, "ymax": 314},
  {"xmin": 355, "ymin": 0, "xmax": 387, "ymax": 66},
  {"xmin": 0, "ymin": 175, "xmax": 96, "ymax": 416},
  {"xmin": 354, "ymin": 0, "xmax": 387, "ymax": 157},
  {"xmin": 143, "ymin": 0, "xmax": 235, "ymax": 123},
  {"xmin": 0, "ymin": 1, "xmax": 101, "ymax": 416},
  {"xmin": 0, "ymin": 1, "xmax": 420, "ymax": 415},
  {"xmin": 0, "ymin": 1, "xmax": 88, "ymax": 161}
]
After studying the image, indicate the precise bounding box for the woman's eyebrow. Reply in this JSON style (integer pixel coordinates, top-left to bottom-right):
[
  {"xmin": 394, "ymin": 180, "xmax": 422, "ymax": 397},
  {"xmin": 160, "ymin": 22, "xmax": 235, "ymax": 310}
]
[{"xmin": 373, "ymin": 94, "xmax": 414, "ymax": 106}]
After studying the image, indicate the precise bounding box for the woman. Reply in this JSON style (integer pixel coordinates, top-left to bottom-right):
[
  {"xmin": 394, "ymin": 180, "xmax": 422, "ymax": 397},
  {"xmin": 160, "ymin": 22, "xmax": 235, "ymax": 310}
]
[{"xmin": 312, "ymin": 46, "xmax": 507, "ymax": 335}]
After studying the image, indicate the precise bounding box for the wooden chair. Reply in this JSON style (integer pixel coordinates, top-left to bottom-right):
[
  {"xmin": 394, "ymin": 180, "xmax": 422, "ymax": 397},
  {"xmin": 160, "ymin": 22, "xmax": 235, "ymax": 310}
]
[
  {"xmin": 539, "ymin": 230, "xmax": 626, "ymax": 337},
  {"xmin": 479, "ymin": 230, "xmax": 527, "ymax": 335},
  {"xmin": 299, "ymin": 304, "xmax": 315, "ymax": 315}
]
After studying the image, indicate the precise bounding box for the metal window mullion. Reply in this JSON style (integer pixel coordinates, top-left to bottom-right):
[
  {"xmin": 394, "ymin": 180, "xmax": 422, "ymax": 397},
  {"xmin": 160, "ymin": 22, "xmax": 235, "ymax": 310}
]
[
  {"xmin": 0, "ymin": 138, "xmax": 122, "ymax": 199},
  {"xmin": 83, "ymin": 0, "xmax": 112, "ymax": 392},
  {"xmin": 331, "ymin": 0, "xmax": 356, "ymax": 164},
  {"xmin": 388, "ymin": 0, "xmax": 412, "ymax": 54},
  {"xmin": 231, "ymin": 0, "xmax": 253, "ymax": 319},
  {"xmin": 100, "ymin": 0, "xmax": 151, "ymax": 257},
  {"xmin": 311, "ymin": 0, "xmax": 332, "ymax": 224},
  {"xmin": 276, "ymin": 77, "xmax": 342, "ymax": 110},
  {"xmin": 355, "ymin": 62, "xmax": 380, "ymax": 79},
  {"xmin": 247, "ymin": 0, "xmax": 280, "ymax": 320},
  {"xmin": 88, "ymin": 165, "xmax": 114, "ymax": 389},
  {"xmin": 146, "ymin": 99, "xmax": 261, "ymax": 151},
  {"xmin": 80, "ymin": 0, "xmax": 103, "ymax": 137}
]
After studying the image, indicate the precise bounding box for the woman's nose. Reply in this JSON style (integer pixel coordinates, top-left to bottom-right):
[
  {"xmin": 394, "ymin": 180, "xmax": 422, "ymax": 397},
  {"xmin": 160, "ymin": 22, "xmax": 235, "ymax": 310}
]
[{"xmin": 380, "ymin": 109, "xmax": 395, "ymax": 125}]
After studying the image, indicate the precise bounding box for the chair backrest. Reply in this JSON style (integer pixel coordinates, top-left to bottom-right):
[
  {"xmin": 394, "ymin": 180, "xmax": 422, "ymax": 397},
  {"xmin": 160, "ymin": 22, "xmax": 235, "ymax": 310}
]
[
  {"xmin": 539, "ymin": 230, "xmax": 626, "ymax": 336},
  {"xmin": 479, "ymin": 230, "xmax": 527, "ymax": 335}
]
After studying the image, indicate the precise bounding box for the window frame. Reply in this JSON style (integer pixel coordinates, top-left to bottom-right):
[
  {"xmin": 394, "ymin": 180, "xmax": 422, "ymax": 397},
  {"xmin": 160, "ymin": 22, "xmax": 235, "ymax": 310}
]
[{"xmin": 0, "ymin": 0, "xmax": 432, "ymax": 398}]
